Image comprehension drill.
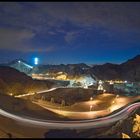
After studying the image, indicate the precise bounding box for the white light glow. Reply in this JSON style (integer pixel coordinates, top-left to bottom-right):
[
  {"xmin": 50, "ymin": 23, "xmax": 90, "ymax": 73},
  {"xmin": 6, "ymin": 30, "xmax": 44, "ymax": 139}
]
[{"xmin": 34, "ymin": 57, "xmax": 39, "ymax": 65}]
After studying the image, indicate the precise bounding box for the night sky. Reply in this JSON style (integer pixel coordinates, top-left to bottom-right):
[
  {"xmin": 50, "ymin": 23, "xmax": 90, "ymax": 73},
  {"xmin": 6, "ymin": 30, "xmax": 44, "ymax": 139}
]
[{"xmin": 0, "ymin": 2, "xmax": 140, "ymax": 65}]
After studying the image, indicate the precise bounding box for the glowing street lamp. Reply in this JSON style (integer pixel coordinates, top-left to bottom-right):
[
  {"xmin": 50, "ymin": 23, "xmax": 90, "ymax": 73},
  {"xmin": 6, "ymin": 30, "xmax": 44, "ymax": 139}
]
[
  {"xmin": 112, "ymin": 100, "xmax": 115, "ymax": 104},
  {"xmin": 90, "ymin": 97, "xmax": 93, "ymax": 101},
  {"xmin": 116, "ymin": 95, "xmax": 119, "ymax": 98},
  {"xmin": 9, "ymin": 93, "xmax": 13, "ymax": 96},
  {"xmin": 90, "ymin": 105, "xmax": 93, "ymax": 111},
  {"xmin": 103, "ymin": 89, "xmax": 106, "ymax": 93},
  {"xmin": 109, "ymin": 80, "xmax": 114, "ymax": 85}
]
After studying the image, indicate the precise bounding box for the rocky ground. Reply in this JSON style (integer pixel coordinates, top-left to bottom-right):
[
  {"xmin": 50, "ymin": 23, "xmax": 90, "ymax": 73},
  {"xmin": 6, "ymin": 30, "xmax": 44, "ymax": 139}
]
[
  {"xmin": 0, "ymin": 107, "xmax": 140, "ymax": 138},
  {"xmin": 33, "ymin": 87, "xmax": 95, "ymax": 106},
  {"xmin": 42, "ymin": 107, "xmax": 140, "ymax": 138}
]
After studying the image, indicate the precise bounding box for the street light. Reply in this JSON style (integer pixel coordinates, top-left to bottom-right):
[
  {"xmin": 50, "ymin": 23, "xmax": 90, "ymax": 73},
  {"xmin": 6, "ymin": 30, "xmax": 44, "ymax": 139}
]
[
  {"xmin": 112, "ymin": 100, "xmax": 115, "ymax": 104},
  {"xmin": 9, "ymin": 93, "xmax": 13, "ymax": 96},
  {"xmin": 90, "ymin": 105, "xmax": 93, "ymax": 111},
  {"xmin": 116, "ymin": 95, "xmax": 119, "ymax": 98},
  {"xmin": 103, "ymin": 90, "xmax": 106, "ymax": 93},
  {"xmin": 90, "ymin": 97, "xmax": 93, "ymax": 101},
  {"xmin": 109, "ymin": 80, "xmax": 114, "ymax": 85}
]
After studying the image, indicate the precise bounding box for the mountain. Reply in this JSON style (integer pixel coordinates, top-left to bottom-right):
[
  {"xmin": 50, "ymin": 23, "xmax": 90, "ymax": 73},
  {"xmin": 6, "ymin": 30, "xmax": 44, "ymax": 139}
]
[
  {"xmin": 8, "ymin": 59, "xmax": 33, "ymax": 75},
  {"xmin": 31, "ymin": 63, "xmax": 90, "ymax": 75},
  {"xmin": 120, "ymin": 55, "xmax": 140, "ymax": 81},
  {"xmin": 2, "ymin": 60, "xmax": 97, "ymax": 83},
  {"xmin": 31, "ymin": 63, "xmax": 97, "ymax": 81},
  {"xmin": 91, "ymin": 55, "xmax": 140, "ymax": 81},
  {"xmin": 30, "ymin": 55, "xmax": 140, "ymax": 81},
  {"xmin": 0, "ymin": 66, "xmax": 32, "ymax": 84},
  {"xmin": 2, "ymin": 55, "xmax": 140, "ymax": 82},
  {"xmin": 91, "ymin": 63, "xmax": 120, "ymax": 80},
  {"xmin": 0, "ymin": 66, "xmax": 55, "ymax": 96}
]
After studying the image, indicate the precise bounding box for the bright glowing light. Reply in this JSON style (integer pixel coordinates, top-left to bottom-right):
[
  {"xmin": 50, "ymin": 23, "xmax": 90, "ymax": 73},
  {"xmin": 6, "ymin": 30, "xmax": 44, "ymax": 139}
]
[
  {"xmin": 9, "ymin": 93, "xmax": 13, "ymax": 96},
  {"xmin": 56, "ymin": 74, "xmax": 67, "ymax": 80},
  {"xmin": 90, "ymin": 97, "xmax": 93, "ymax": 101},
  {"xmin": 99, "ymin": 80, "xmax": 103, "ymax": 84},
  {"xmin": 97, "ymin": 80, "xmax": 104, "ymax": 90},
  {"xmin": 18, "ymin": 60, "xmax": 21, "ymax": 63},
  {"xmin": 109, "ymin": 80, "xmax": 114, "ymax": 85},
  {"xmin": 116, "ymin": 95, "xmax": 119, "ymax": 98},
  {"xmin": 112, "ymin": 100, "xmax": 115, "ymax": 104},
  {"xmin": 90, "ymin": 105, "xmax": 93, "ymax": 111},
  {"xmin": 124, "ymin": 80, "xmax": 127, "ymax": 83},
  {"xmin": 34, "ymin": 57, "xmax": 39, "ymax": 65}
]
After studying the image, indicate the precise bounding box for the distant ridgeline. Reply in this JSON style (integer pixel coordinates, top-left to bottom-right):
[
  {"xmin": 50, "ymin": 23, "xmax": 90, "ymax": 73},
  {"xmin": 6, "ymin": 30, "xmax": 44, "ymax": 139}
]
[
  {"xmin": 1, "ymin": 55, "xmax": 140, "ymax": 82},
  {"xmin": 2, "ymin": 59, "xmax": 97, "ymax": 81}
]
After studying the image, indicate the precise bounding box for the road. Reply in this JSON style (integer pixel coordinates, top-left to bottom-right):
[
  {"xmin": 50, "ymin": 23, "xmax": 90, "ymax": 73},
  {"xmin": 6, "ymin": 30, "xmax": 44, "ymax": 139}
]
[
  {"xmin": 32, "ymin": 93, "xmax": 140, "ymax": 119},
  {"xmin": 14, "ymin": 87, "xmax": 58, "ymax": 98},
  {"xmin": 14, "ymin": 86, "xmax": 94, "ymax": 98},
  {"xmin": 0, "ymin": 102, "xmax": 139, "ymax": 129},
  {"xmin": 14, "ymin": 87, "xmax": 70, "ymax": 98}
]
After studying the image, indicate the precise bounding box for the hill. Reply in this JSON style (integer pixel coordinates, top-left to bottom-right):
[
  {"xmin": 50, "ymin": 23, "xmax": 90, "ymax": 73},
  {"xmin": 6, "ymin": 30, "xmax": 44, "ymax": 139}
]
[
  {"xmin": 91, "ymin": 55, "xmax": 140, "ymax": 81},
  {"xmin": 2, "ymin": 55, "xmax": 140, "ymax": 82},
  {"xmin": 0, "ymin": 66, "xmax": 55, "ymax": 96},
  {"xmin": 34, "ymin": 87, "xmax": 94, "ymax": 106}
]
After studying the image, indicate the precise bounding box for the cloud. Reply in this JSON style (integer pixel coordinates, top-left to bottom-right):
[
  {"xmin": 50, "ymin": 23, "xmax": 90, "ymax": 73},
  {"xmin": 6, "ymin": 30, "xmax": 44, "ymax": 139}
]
[
  {"xmin": 34, "ymin": 2, "xmax": 140, "ymax": 32},
  {"xmin": 1, "ymin": 2, "xmax": 140, "ymax": 34},
  {"xmin": 64, "ymin": 31, "xmax": 80, "ymax": 43},
  {"xmin": 0, "ymin": 28, "xmax": 35, "ymax": 51},
  {"xmin": 22, "ymin": 46, "xmax": 55, "ymax": 53},
  {"xmin": 48, "ymin": 31, "xmax": 57, "ymax": 35},
  {"xmin": 0, "ymin": 28, "xmax": 55, "ymax": 53},
  {"xmin": 0, "ymin": 2, "xmax": 140, "ymax": 48}
]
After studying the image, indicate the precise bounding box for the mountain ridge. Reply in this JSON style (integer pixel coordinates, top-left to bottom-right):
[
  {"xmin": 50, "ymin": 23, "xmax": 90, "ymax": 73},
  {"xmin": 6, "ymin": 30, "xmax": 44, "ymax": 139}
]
[{"xmin": 1, "ymin": 54, "xmax": 140, "ymax": 82}]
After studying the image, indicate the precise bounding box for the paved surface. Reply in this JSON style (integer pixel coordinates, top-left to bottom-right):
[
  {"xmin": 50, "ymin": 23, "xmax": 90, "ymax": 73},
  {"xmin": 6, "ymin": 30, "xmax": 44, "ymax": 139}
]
[{"xmin": 0, "ymin": 102, "xmax": 139, "ymax": 129}]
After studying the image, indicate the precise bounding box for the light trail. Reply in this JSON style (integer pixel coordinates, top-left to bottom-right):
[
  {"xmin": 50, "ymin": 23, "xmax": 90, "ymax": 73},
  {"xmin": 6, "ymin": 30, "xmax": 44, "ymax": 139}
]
[
  {"xmin": 32, "ymin": 94, "xmax": 140, "ymax": 118},
  {"xmin": 0, "ymin": 102, "xmax": 140, "ymax": 129},
  {"xmin": 19, "ymin": 61, "xmax": 33, "ymax": 69},
  {"xmin": 14, "ymin": 86, "xmax": 84, "ymax": 98},
  {"xmin": 14, "ymin": 87, "xmax": 58, "ymax": 98}
]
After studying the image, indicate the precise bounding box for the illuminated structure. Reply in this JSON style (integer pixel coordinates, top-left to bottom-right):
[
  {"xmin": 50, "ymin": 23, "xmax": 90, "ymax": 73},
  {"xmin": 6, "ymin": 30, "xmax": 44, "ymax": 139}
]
[
  {"xmin": 9, "ymin": 59, "xmax": 33, "ymax": 75},
  {"xmin": 97, "ymin": 80, "xmax": 104, "ymax": 90},
  {"xmin": 34, "ymin": 57, "xmax": 39, "ymax": 65},
  {"xmin": 106, "ymin": 80, "xmax": 128, "ymax": 84},
  {"xmin": 109, "ymin": 80, "xmax": 114, "ymax": 85}
]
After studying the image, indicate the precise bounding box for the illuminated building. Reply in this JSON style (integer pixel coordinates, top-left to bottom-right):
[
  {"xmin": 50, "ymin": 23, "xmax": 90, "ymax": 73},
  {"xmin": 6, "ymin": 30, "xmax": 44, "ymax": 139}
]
[
  {"xmin": 10, "ymin": 59, "xmax": 33, "ymax": 75},
  {"xmin": 97, "ymin": 80, "xmax": 104, "ymax": 90}
]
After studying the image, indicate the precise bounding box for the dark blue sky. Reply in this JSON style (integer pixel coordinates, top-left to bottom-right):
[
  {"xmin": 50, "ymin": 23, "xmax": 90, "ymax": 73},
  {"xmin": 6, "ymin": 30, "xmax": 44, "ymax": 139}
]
[{"xmin": 0, "ymin": 2, "xmax": 140, "ymax": 65}]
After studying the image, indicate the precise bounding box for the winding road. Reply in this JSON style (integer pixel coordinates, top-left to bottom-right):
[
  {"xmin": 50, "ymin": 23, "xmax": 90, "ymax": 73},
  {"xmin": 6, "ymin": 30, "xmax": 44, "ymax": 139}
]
[{"xmin": 0, "ymin": 102, "xmax": 139, "ymax": 129}]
